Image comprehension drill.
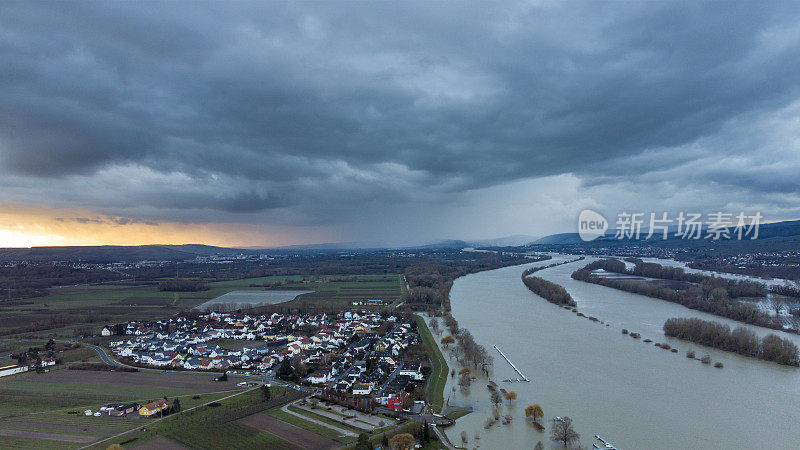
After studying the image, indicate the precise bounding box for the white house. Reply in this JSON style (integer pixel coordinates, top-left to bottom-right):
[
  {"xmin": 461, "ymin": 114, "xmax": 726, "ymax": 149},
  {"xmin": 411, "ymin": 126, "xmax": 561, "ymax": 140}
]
[{"xmin": 352, "ymin": 382, "xmax": 373, "ymax": 396}]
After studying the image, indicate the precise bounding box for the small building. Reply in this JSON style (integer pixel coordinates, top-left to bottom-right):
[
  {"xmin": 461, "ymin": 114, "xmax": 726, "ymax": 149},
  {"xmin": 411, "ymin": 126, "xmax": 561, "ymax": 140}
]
[
  {"xmin": 308, "ymin": 370, "xmax": 331, "ymax": 384},
  {"xmin": 110, "ymin": 403, "xmax": 139, "ymax": 417},
  {"xmin": 139, "ymin": 399, "xmax": 169, "ymax": 417},
  {"xmin": 101, "ymin": 326, "xmax": 114, "ymax": 337},
  {"xmin": 40, "ymin": 358, "xmax": 57, "ymax": 368}
]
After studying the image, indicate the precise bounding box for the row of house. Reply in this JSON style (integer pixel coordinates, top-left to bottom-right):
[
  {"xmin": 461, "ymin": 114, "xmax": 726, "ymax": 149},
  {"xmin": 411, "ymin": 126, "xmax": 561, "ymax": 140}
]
[{"xmin": 107, "ymin": 309, "xmax": 428, "ymax": 412}]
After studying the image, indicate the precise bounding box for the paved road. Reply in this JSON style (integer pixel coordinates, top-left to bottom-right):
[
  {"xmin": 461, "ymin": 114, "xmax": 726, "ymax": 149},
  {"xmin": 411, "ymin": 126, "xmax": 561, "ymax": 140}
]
[{"xmin": 431, "ymin": 425, "xmax": 458, "ymax": 450}]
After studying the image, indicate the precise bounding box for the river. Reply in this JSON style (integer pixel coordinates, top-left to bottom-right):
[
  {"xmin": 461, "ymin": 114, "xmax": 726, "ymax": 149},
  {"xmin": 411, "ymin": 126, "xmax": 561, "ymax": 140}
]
[{"xmin": 440, "ymin": 255, "xmax": 800, "ymax": 449}]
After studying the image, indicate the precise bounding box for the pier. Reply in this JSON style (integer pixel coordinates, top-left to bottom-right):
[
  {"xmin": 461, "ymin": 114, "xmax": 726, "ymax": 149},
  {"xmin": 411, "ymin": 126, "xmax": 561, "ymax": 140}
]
[{"xmin": 494, "ymin": 345, "xmax": 530, "ymax": 382}]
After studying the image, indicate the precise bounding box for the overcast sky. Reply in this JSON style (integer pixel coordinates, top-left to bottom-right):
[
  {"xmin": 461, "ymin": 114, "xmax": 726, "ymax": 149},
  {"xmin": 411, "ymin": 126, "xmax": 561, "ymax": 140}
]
[{"xmin": 1, "ymin": 1, "xmax": 799, "ymax": 247}]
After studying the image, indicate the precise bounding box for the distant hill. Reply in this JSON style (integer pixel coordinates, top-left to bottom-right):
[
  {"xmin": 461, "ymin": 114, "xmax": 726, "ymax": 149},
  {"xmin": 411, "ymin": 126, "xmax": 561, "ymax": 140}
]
[
  {"xmin": 532, "ymin": 220, "xmax": 800, "ymax": 253},
  {"xmin": 468, "ymin": 234, "xmax": 540, "ymax": 247},
  {"xmin": 414, "ymin": 240, "xmax": 471, "ymax": 250},
  {"xmin": 0, "ymin": 244, "xmax": 252, "ymax": 263}
]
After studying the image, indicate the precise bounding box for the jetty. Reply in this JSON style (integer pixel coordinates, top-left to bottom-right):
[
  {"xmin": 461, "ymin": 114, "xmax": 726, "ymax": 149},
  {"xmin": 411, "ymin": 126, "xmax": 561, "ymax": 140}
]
[{"xmin": 494, "ymin": 345, "xmax": 530, "ymax": 382}]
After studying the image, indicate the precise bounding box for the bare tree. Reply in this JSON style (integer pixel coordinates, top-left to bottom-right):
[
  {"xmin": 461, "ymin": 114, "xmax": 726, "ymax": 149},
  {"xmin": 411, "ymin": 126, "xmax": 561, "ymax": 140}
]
[
  {"xmin": 428, "ymin": 317, "xmax": 440, "ymax": 334},
  {"xmin": 550, "ymin": 416, "xmax": 580, "ymax": 447},
  {"xmin": 458, "ymin": 372, "xmax": 471, "ymax": 389},
  {"xmin": 490, "ymin": 390, "xmax": 503, "ymax": 407}
]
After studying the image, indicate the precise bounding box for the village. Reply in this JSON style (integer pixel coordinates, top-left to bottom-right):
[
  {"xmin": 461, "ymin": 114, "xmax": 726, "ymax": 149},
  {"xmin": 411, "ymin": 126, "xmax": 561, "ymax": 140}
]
[{"xmin": 103, "ymin": 308, "xmax": 430, "ymax": 414}]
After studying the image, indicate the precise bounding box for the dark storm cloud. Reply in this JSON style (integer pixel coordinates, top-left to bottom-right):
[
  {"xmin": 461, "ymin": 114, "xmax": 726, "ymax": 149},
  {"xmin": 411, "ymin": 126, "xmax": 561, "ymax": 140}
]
[{"xmin": 1, "ymin": 1, "xmax": 800, "ymax": 235}]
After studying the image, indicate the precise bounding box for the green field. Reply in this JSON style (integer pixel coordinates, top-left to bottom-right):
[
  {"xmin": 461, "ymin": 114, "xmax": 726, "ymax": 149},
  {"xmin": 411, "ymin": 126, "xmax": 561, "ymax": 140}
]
[
  {"xmin": 0, "ymin": 436, "xmax": 75, "ymax": 450},
  {"xmin": 279, "ymin": 274, "xmax": 403, "ymax": 306},
  {"xmin": 414, "ymin": 314, "xmax": 448, "ymax": 413}
]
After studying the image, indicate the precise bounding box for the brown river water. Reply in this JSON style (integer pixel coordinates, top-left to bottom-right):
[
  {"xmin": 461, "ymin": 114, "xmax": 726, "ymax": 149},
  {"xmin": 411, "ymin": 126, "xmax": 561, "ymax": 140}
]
[{"xmin": 438, "ymin": 255, "xmax": 800, "ymax": 449}]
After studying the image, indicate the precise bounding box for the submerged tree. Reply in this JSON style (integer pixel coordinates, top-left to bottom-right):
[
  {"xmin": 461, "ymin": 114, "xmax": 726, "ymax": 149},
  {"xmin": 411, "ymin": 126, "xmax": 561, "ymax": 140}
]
[
  {"xmin": 550, "ymin": 416, "xmax": 580, "ymax": 447},
  {"xmin": 505, "ymin": 390, "xmax": 517, "ymax": 404},
  {"xmin": 526, "ymin": 404, "xmax": 544, "ymax": 421},
  {"xmin": 490, "ymin": 390, "xmax": 503, "ymax": 407}
]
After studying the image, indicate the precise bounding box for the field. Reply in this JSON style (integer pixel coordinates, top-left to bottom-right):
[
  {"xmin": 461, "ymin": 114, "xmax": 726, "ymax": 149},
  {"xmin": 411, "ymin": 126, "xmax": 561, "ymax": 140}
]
[
  {"xmin": 90, "ymin": 388, "xmax": 301, "ymax": 450},
  {"xmin": 0, "ymin": 369, "xmax": 247, "ymax": 448},
  {"xmin": 265, "ymin": 274, "xmax": 403, "ymax": 310},
  {"xmin": 0, "ymin": 274, "xmax": 402, "ymax": 338},
  {"xmin": 241, "ymin": 412, "xmax": 341, "ymax": 449}
]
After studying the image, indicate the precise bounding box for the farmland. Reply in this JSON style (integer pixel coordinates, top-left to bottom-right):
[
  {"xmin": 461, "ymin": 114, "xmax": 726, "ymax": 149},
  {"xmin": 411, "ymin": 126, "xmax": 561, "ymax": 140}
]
[
  {"xmin": 0, "ymin": 369, "xmax": 247, "ymax": 448},
  {"xmin": 89, "ymin": 387, "xmax": 301, "ymax": 450},
  {"xmin": 0, "ymin": 273, "xmax": 402, "ymax": 338}
]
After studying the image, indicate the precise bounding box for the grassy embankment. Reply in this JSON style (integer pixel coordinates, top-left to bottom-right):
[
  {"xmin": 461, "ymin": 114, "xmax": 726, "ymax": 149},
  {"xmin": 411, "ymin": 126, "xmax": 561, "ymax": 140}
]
[{"xmin": 413, "ymin": 314, "xmax": 448, "ymax": 414}]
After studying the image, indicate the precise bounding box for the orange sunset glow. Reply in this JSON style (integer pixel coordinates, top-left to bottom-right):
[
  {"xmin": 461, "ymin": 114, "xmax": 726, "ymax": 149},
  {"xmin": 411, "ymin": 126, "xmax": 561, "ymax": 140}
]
[{"xmin": 0, "ymin": 205, "xmax": 334, "ymax": 248}]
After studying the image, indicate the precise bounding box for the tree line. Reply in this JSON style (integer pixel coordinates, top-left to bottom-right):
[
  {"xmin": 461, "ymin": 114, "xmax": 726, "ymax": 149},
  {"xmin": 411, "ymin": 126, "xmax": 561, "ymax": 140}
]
[
  {"xmin": 663, "ymin": 317, "xmax": 799, "ymax": 366},
  {"xmin": 521, "ymin": 273, "xmax": 576, "ymax": 307},
  {"xmin": 571, "ymin": 260, "xmax": 778, "ymax": 329},
  {"xmin": 402, "ymin": 253, "xmax": 540, "ymax": 311},
  {"xmin": 442, "ymin": 313, "xmax": 493, "ymax": 374},
  {"xmin": 625, "ymin": 259, "xmax": 764, "ymax": 298},
  {"xmin": 157, "ymin": 278, "xmax": 209, "ymax": 292}
]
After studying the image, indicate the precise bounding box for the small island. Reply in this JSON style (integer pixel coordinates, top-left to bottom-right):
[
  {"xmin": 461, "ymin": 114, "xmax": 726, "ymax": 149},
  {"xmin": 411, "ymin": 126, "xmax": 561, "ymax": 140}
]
[{"xmin": 663, "ymin": 317, "xmax": 799, "ymax": 366}]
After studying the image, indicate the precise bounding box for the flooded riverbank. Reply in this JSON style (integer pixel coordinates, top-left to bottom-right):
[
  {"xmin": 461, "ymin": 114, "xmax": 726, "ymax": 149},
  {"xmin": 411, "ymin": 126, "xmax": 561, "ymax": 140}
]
[{"xmin": 441, "ymin": 255, "xmax": 800, "ymax": 449}]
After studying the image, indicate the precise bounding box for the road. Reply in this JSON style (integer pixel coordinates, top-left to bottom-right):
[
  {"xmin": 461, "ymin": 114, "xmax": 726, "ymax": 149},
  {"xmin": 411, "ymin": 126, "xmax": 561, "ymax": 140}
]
[
  {"xmin": 60, "ymin": 340, "xmax": 298, "ymax": 390},
  {"xmin": 431, "ymin": 425, "xmax": 458, "ymax": 450},
  {"xmin": 77, "ymin": 385, "xmax": 262, "ymax": 450}
]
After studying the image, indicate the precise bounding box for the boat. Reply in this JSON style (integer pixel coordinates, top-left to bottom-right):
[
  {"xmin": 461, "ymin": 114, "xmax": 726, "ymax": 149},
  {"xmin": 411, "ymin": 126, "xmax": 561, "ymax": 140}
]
[{"xmin": 553, "ymin": 416, "xmax": 564, "ymax": 422}]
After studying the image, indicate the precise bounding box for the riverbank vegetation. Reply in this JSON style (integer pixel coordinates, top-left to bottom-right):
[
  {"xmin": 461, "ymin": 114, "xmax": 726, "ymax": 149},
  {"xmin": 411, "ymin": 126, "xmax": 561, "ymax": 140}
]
[
  {"xmin": 571, "ymin": 260, "xmax": 779, "ymax": 329},
  {"xmin": 403, "ymin": 253, "xmax": 546, "ymax": 311},
  {"xmin": 441, "ymin": 313, "xmax": 493, "ymax": 374},
  {"xmin": 663, "ymin": 317, "xmax": 799, "ymax": 366},
  {"xmin": 521, "ymin": 275, "xmax": 576, "ymax": 307}
]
